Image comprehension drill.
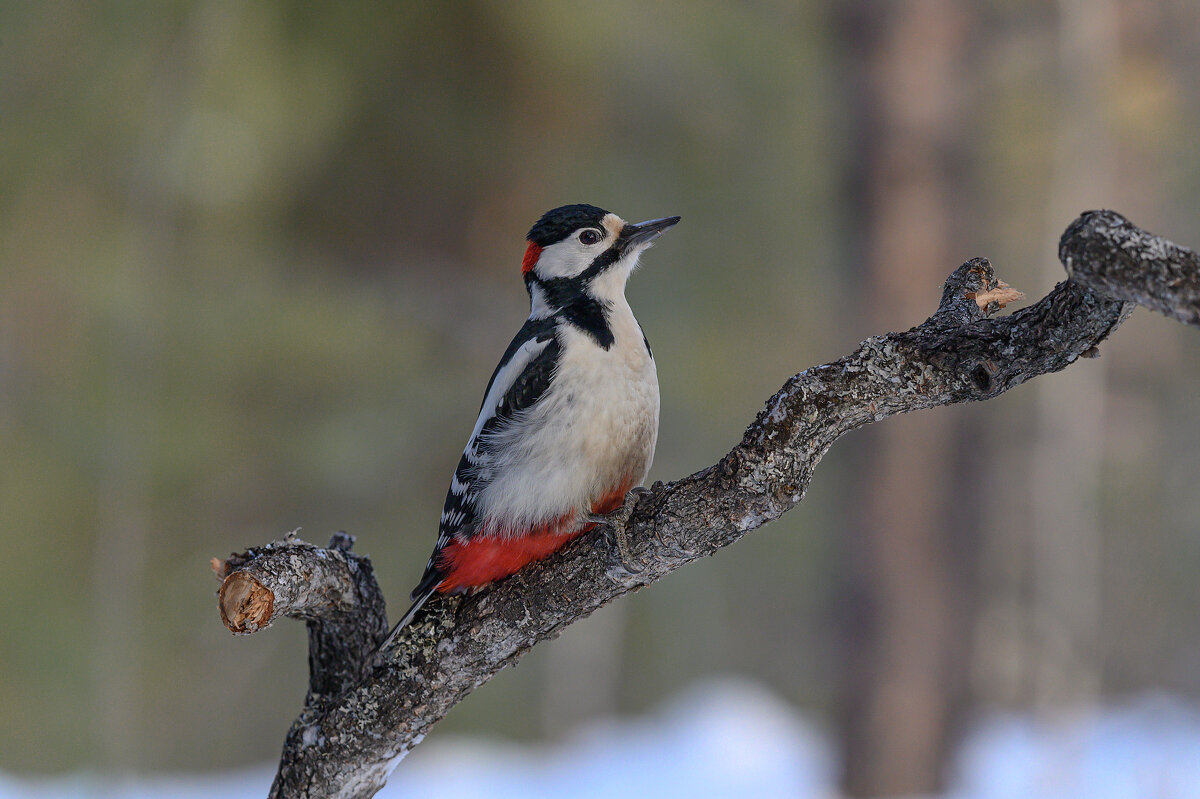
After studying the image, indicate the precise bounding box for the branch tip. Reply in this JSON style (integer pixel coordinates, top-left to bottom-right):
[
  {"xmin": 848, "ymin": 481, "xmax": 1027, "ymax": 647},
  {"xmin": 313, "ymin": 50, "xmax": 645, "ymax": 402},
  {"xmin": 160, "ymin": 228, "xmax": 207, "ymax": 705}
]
[{"xmin": 328, "ymin": 531, "xmax": 356, "ymax": 551}]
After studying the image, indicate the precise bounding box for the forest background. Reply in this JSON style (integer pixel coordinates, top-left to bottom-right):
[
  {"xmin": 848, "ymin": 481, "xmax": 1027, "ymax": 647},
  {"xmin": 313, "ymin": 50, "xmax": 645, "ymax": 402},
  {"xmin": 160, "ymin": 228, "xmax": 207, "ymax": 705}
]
[{"xmin": 3, "ymin": 2, "xmax": 1200, "ymax": 796}]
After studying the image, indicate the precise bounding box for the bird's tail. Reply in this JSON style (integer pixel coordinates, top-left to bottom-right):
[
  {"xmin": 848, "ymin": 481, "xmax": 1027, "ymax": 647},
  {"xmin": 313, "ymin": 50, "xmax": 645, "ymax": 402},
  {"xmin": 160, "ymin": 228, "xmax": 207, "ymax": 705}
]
[{"xmin": 375, "ymin": 586, "xmax": 436, "ymax": 656}]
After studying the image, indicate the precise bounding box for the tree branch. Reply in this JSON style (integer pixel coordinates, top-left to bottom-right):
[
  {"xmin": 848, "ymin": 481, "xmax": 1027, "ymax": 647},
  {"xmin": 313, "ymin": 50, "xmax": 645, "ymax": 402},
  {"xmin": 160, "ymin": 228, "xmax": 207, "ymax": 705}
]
[
  {"xmin": 213, "ymin": 210, "xmax": 1196, "ymax": 798},
  {"xmin": 1061, "ymin": 209, "xmax": 1200, "ymax": 328},
  {"xmin": 214, "ymin": 532, "xmax": 388, "ymax": 701}
]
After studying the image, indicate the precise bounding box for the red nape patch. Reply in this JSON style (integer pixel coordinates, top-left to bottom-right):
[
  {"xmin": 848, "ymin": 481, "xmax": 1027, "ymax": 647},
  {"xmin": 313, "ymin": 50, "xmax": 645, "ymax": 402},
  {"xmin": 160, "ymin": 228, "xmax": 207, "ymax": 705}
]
[
  {"xmin": 521, "ymin": 242, "xmax": 542, "ymax": 274},
  {"xmin": 436, "ymin": 482, "xmax": 635, "ymax": 593}
]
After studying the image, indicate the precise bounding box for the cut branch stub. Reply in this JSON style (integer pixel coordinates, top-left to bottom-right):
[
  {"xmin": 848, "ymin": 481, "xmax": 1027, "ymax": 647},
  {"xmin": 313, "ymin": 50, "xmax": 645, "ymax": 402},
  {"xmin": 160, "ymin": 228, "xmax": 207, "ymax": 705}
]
[
  {"xmin": 215, "ymin": 536, "xmax": 363, "ymax": 632},
  {"xmin": 214, "ymin": 534, "xmax": 385, "ymax": 631},
  {"xmin": 215, "ymin": 533, "xmax": 389, "ymax": 708},
  {"xmin": 219, "ymin": 571, "xmax": 274, "ymax": 632}
]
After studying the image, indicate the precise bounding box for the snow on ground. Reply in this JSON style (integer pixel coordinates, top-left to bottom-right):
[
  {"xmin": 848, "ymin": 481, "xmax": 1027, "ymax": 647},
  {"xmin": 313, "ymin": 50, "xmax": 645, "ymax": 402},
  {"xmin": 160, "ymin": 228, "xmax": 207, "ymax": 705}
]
[
  {"xmin": 952, "ymin": 693, "xmax": 1200, "ymax": 799},
  {"xmin": 4, "ymin": 680, "xmax": 1200, "ymax": 798}
]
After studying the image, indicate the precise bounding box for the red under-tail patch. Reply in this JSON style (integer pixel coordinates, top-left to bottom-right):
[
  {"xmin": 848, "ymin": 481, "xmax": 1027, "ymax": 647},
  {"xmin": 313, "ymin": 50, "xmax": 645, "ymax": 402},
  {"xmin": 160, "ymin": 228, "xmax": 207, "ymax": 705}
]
[
  {"xmin": 521, "ymin": 242, "xmax": 542, "ymax": 274},
  {"xmin": 435, "ymin": 482, "xmax": 633, "ymax": 594}
]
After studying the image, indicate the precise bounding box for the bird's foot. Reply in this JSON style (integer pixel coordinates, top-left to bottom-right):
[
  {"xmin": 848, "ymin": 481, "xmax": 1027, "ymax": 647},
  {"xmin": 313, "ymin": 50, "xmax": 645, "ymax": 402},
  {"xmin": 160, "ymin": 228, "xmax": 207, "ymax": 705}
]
[{"xmin": 585, "ymin": 486, "xmax": 652, "ymax": 571}]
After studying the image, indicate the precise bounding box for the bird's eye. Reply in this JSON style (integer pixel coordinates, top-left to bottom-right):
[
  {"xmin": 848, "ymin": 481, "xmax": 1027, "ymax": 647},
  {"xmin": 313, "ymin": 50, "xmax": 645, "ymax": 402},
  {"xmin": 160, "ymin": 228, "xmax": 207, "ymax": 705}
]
[{"xmin": 578, "ymin": 228, "xmax": 603, "ymax": 245}]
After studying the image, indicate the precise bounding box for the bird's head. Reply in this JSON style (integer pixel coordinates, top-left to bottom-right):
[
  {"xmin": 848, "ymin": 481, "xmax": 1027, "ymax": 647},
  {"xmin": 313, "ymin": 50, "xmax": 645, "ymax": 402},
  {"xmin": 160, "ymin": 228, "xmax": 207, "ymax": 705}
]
[{"xmin": 522, "ymin": 204, "xmax": 680, "ymax": 312}]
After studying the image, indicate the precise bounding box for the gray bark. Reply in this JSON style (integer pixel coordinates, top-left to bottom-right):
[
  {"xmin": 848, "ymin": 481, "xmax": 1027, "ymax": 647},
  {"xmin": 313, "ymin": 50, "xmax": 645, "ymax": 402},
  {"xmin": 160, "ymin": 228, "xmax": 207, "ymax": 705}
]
[
  {"xmin": 1062, "ymin": 210, "xmax": 1200, "ymax": 328},
  {"xmin": 213, "ymin": 210, "xmax": 1193, "ymax": 798},
  {"xmin": 214, "ymin": 532, "xmax": 389, "ymax": 703}
]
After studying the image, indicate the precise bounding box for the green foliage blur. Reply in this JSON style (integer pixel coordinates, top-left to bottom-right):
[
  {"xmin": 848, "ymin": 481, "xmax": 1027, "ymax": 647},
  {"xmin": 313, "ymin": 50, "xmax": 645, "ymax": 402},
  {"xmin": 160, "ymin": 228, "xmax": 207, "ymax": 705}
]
[{"xmin": 2, "ymin": 0, "xmax": 1199, "ymax": 778}]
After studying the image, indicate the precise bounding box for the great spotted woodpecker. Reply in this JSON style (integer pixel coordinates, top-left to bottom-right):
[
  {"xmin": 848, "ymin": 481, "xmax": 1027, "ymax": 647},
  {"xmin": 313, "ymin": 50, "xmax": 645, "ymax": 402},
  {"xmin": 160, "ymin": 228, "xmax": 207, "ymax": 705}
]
[{"xmin": 381, "ymin": 204, "xmax": 679, "ymax": 650}]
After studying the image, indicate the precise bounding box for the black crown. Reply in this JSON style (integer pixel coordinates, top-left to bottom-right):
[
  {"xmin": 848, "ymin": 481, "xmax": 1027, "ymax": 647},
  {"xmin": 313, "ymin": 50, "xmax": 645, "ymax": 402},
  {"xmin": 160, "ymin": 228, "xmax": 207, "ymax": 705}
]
[{"xmin": 527, "ymin": 204, "xmax": 610, "ymax": 247}]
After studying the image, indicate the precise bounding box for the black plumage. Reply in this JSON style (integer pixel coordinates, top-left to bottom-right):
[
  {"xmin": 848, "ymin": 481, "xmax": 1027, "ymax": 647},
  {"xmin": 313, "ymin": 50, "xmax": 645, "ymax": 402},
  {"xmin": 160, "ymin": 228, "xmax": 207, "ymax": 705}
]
[{"xmin": 526, "ymin": 203, "xmax": 608, "ymax": 247}]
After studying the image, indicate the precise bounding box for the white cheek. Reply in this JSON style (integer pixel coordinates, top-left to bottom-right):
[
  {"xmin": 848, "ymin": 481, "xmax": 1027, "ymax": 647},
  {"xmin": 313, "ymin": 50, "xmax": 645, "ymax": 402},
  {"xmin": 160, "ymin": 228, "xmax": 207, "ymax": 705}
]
[
  {"xmin": 587, "ymin": 252, "xmax": 640, "ymax": 301},
  {"xmin": 535, "ymin": 239, "xmax": 591, "ymax": 278}
]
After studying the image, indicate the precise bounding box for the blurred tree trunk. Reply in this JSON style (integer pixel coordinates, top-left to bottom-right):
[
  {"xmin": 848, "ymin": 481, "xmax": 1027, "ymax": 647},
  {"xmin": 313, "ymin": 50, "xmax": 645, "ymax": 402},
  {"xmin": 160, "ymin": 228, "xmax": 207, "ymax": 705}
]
[
  {"xmin": 1027, "ymin": 0, "xmax": 1118, "ymax": 710},
  {"xmin": 539, "ymin": 603, "xmax": 628, "ymax": 736},
  {"xmin": 834, "ymin": 1, "xmax": 977, "ymax": 795}
]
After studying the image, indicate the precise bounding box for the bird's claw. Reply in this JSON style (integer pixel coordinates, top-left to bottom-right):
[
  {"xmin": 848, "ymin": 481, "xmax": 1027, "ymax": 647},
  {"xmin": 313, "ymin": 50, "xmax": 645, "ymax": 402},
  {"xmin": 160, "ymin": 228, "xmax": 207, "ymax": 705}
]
[
  {"xmin": 585, "ymin": 486, "xmax": 652, "ymax": 571},
  {"xmin": 583, "ymin": 485, "xmax": 651, "ymax": 526}
]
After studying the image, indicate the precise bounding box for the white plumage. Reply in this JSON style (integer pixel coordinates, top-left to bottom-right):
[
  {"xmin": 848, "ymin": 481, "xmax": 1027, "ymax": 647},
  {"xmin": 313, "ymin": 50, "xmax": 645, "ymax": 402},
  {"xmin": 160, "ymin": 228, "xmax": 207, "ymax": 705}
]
[
  {"xmin": 476, "ymin": 292, "xmax": 659, "ymax": 537},
  {"xmin": 378, "ymin": 204, "xmax": 678, "ymax": 653}
]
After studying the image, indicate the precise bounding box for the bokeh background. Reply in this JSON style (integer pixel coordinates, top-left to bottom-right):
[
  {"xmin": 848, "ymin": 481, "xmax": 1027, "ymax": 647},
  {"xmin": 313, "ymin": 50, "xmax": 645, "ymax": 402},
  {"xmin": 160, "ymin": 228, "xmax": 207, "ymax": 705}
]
[{"xmin": 3, "ymin": 2, "xmax": 1200, "ymax": 797}]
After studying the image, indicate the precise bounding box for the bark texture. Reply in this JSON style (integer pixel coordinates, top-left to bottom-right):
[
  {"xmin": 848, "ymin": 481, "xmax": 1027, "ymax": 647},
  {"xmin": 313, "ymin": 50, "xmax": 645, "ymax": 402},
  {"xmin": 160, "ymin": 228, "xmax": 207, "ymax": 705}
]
[
  {"xmin": 214, "ymin": 532, "xmax": 389, "ymax": 702},
  {"xmin": 213, "ymin": 210, "xmax": 1195, "ymax": 798},
  {"xmin": 1061, "ymin": 210, "xmax": 1200, "ymax": 328}
]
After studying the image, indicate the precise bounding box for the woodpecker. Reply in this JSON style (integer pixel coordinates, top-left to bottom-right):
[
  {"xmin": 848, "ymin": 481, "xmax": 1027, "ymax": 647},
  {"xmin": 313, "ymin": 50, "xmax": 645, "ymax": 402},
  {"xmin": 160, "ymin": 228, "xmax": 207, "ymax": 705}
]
[{"xmin": 381, "ymin": 204, "xmax": 679, "ymax": 650}]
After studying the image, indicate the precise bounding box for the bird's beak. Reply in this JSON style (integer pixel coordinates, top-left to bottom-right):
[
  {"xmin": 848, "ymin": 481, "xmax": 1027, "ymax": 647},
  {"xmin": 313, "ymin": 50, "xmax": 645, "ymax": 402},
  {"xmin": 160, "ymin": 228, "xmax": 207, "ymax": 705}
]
[{"xmin": 620, "ymin": 216, "xmax": 681, "ymax": 254}]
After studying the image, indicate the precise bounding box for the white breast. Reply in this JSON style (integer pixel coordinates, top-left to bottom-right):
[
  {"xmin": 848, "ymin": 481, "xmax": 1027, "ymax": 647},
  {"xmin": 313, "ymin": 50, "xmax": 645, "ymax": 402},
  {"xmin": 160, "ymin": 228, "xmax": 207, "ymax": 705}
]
[{"xmin": 476, "ymin": 298, "xmax": 659, "ymax": 536}]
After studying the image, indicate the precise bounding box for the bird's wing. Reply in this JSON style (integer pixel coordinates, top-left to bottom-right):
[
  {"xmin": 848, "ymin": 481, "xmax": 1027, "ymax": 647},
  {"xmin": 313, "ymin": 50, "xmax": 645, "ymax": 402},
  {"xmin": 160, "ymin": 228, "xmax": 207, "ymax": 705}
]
[{"xmin": 411, "ymin": 318, "xmax": 561, "ymax": 598}]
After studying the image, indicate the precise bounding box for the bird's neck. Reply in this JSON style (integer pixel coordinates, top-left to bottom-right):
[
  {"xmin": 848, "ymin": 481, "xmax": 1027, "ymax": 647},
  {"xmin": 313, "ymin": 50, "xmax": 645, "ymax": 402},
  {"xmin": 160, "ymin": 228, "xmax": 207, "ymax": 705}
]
[
  {"xmin": 527, "ymin": 280, "xmax": 628, "ymax": 351},
  {"xmin": 529, "ymin": 278, "xmax": 626, "ymax": 318}
]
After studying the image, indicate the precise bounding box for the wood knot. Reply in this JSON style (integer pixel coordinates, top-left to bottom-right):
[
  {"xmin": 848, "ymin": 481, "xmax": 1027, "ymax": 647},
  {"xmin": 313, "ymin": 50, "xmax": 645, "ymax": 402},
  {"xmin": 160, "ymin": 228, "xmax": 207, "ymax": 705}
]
[
  {"xmin": 970, "ymin": 360, "xmax": 998, "ymax": 394},
  {"xmin": 717, "ymin": 450, "xmax": 742, "ymax": 488}
]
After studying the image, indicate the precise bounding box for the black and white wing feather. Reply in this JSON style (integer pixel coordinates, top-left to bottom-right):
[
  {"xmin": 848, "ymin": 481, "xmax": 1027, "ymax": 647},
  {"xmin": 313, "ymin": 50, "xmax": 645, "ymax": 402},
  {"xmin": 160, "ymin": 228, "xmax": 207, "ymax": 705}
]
[
  {"xmin": 410, "ymin": 317, "xmax": 561, "ymax": 599},
  {"xmin": 377, "ymin": 318, "xmax": 563, "ymax": 652}
]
